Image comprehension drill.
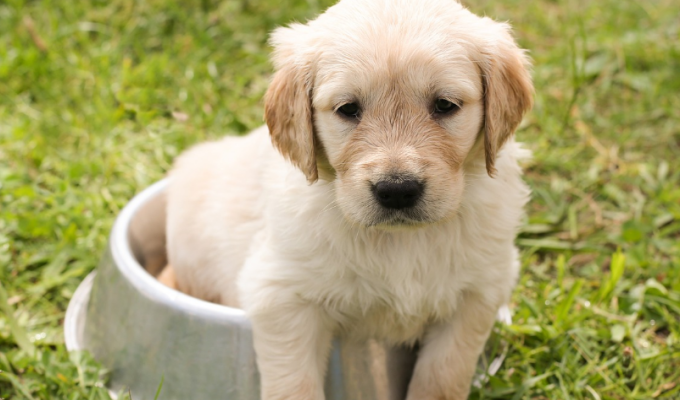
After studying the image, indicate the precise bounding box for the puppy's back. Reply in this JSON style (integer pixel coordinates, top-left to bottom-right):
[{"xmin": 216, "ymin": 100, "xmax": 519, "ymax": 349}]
[{"xmin": 166, "ymin": 127, "xmax": 272, "ymax": 307}]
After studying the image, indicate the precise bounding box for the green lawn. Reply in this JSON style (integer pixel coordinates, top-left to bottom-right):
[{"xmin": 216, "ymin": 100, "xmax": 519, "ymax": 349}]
[{"xmin": 1, "ymin": 0, "xmax": 679, "ymax": 398}]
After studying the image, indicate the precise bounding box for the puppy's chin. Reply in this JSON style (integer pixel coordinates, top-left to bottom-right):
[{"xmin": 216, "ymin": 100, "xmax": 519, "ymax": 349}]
[
  {"xmin": 370, "ymin": 219, "xmax": 430, "ymax": 232},
  {"xmin": 342, "ymin": 207, "xmax": 455, "ymax": 231}
]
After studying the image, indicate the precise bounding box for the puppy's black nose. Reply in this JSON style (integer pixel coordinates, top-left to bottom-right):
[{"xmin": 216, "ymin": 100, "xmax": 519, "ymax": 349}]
[{"xmin": 372, "ymin": 180, "xmax": 423, "ymax": 209}]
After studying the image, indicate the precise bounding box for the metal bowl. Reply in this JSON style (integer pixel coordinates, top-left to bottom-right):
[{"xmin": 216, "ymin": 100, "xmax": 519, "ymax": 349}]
[{"xmin": 64, "ymin": 179, "xmax": 510, "ymax": 400}]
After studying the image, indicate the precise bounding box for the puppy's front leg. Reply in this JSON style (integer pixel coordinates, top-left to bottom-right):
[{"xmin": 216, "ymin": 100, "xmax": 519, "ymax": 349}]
[
  {"xmin": 406, "ymin": 292, "xmax": 500, "ymax": 400},
  {"xmin": 250, "ymin": 299, "xmax": 333, "ymax": 400}
]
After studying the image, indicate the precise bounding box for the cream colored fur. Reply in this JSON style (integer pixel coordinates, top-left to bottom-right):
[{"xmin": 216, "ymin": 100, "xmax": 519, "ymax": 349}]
[{"xmin": 166, "ymin": 0, "xmax": 533, "ymax": 399}]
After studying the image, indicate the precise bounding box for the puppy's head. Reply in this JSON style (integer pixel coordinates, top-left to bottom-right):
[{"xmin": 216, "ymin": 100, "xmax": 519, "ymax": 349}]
[{"xmin": 265, "ymin": 0, "xmax": 533, "ymax": 228}]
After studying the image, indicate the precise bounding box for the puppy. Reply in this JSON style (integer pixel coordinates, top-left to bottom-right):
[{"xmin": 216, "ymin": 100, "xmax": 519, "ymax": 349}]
[{"xmin": 166, "ymin": 0, "xmax": 533, "ymax": 398}]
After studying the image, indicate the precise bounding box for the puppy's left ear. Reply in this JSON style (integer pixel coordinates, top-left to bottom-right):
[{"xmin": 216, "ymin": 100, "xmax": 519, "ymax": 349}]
[
  {"xmin": 264, "ymin": 25, "xmax": 318, "ymax": 183},
  {"xmin": 480, "ymin": 23, "xmax": 534, "ymax": 176}
]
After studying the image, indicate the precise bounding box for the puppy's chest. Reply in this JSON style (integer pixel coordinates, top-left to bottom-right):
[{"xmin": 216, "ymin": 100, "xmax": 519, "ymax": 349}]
[{"xmin": 312, "ymin": 249, "xmax": 465, "ymax": 343}]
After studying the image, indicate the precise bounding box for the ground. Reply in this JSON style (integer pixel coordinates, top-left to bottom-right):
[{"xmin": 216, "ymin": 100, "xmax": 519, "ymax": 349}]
[{"xmin": 0, "ymin": 0, "xmax": 678, "ymax": 399}]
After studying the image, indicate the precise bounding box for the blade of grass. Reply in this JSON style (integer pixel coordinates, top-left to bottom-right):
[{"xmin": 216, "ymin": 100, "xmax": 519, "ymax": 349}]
[
  {"xmin": 154, "ymin": 375, "xmax": 164, "ymax": 400},
  {"xmin": 557, "ymin": 254, "xmax": 566, "ymax": 289},
  {"xmin": 598, "ymin": 249, "xmax": 625, "ymax": 304},
  {"xmin": 0, "ymin": 279, "xmax": 36, "ymax": 356},
  {"xmin": 0, "ymin": 370, "xmax": 38, "ymax": 400},
  {"xmin": 556, "ymin": 279, "xmax": 584, "ymax": 325}
]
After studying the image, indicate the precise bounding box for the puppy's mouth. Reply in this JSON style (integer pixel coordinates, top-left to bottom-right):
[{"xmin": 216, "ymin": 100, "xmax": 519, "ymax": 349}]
[{"xmin": 366, "ymin": 209, "xmax": 431, "ymax": 229}]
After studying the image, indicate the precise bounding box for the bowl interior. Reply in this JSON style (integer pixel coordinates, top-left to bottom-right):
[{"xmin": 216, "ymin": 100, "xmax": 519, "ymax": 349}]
[{"xmin": 127, "ymin": 187, "xmax": 169, "ymax": 278}]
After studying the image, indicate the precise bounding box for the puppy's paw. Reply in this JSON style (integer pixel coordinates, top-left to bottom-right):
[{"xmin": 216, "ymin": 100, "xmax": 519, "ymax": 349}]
[
  {"xmin": 406, "ymin": 389, "xmax": 468, "ymax": 400},
  {"xmin": 406, "ymin": 370, "xmax": 472, "ymax": 400},
  {"xmin": 259, "ymin": 373, "xmax": 326, "ymax": 400},
  {"xmin": 157, "ymin": 264, "xmax": 178, "ymax": 289}
]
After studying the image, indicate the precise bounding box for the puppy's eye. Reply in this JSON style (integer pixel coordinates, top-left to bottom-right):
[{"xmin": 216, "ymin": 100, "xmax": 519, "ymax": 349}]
[
  {"xmin": 433, "ymin": 99, "xmax": 461, "ymax": 115},
  {"xmin": 337, "ymin": 103, "xmax": 361, "ymax": 119}
]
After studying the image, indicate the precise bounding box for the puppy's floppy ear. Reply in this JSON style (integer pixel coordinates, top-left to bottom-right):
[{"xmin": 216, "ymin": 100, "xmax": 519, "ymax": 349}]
[
  {"xmin": 479, "ymin": 23, "xmax": 534, "ymax": 176},
  {"xmin": 264, "ymin": 25, "xmax": 318, "ymax": 183}
]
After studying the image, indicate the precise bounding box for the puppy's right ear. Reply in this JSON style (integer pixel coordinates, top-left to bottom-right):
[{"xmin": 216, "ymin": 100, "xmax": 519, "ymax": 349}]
[{"xmin": 264, "ymin": 25, "xmax": 318, "ymax": 183}]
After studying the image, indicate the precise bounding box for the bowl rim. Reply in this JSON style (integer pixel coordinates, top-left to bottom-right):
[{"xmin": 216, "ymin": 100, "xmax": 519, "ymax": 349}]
[{"xmin": 110, "ymin": 178, "xmax": 249, "ymax": 322}]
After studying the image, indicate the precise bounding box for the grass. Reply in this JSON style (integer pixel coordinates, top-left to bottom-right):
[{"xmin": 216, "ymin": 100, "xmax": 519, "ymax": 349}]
[{"xmin": 0, "ymin": 0, "xmax": 678, "ymax": 398}]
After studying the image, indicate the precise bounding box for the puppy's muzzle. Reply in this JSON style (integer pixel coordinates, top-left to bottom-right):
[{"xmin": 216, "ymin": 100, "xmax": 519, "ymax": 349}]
[{"xmin": 372, "ymin": 179, "xmax": 424, "ymax": 209}]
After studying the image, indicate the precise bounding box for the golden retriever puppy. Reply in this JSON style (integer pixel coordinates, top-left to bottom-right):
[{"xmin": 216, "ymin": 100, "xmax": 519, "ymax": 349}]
[{"xmin": 166, "ymin": 0, "xmax": 533, "ymax": 398}]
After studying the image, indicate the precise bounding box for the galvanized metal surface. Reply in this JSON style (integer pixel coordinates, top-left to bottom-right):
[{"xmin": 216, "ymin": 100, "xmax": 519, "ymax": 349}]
[{"xmin": 64, "ymin": 179, "xmax": 509, "ymax": 400}]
